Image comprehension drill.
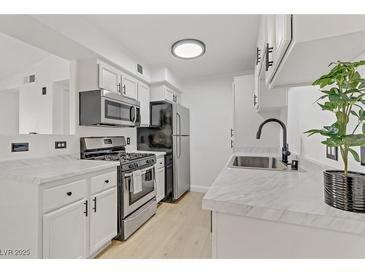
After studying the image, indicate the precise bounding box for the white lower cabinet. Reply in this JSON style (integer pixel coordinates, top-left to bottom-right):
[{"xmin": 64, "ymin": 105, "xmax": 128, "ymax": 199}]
[
  {"xmin": 90, "ymin": 187, "xmax": 118, "ymax": 254},
  {"xmin": 155, "ymin": 155, "xmax": 165, "ymax": 202},
  {"xmin": 41, "ymin": 168, "xmax": 117, "ymax": 258},
  {"xmin": 156, "ymin": 168, "xmax": 165, "ymax": 202},
  {"xmin": 43, "ymin": 199, "xmax": 88, "ymax": 259}
]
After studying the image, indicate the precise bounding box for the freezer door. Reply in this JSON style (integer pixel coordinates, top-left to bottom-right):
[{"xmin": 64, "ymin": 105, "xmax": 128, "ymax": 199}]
[
  {"xmin": 173, "ymin": 135, "xmax": 190, "ymax": 200},
  {"xmin": 173, "ymin": 105, "xmax": 190, "ymax": 136}
]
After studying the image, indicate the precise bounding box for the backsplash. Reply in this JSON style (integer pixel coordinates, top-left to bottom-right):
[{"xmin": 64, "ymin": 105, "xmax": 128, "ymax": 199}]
[{"xmin": 0, "ymin": 127, "xmax": 137, "ymax": 162}]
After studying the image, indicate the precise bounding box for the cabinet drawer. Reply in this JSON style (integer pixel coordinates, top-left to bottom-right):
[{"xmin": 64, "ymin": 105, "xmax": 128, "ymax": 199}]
[
  {"xmin": 43, "ymin": 180, "xmax": 87, "ymax": 213},
  {"xmin": 91, "ymin": 171, "xmax": 117, "ymax": 195}
]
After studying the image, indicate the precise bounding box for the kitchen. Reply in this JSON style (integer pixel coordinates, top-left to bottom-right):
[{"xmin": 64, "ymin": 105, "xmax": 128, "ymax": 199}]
[{"xmin": 0, "ymin": 5, "xmax": 365, "ymax": 272}]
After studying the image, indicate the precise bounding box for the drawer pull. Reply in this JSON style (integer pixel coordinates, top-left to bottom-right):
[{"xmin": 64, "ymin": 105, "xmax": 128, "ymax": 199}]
[
  {"xmin": 66, "ymin": 191, "xmax": 72, "ymax": 196},
  {"xmin": 105, "ymin": 180, "xmax": 110, "ymax": 184},
  {"xmin": 84, "ymin": 200, "xmax": 88, "ymax": 217},
  {"xmin": 93, "ymin": 197, "xmax": 97, "ymax": 212}
]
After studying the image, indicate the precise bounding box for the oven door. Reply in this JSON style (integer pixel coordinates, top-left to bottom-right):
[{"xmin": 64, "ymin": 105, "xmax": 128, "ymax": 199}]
[
  {"xmin": 101, "ymin": 97, "xmax": 135, "ymax": 126},
  {"xmin": 123, "ymin": 166, "xmax": 156, "ymax": 217}
]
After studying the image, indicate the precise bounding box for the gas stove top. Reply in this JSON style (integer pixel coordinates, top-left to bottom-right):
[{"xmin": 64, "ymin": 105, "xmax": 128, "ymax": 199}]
[
  {"xmin": 92, "ymin": 152, "xmax": 154, "ymax": 162},
  {"xmin": 87, "ymin": 152, "xmax": 156, "ymax": 172},
  {"xmin": 80, "ymin": 137, "xmax": 157, "ymax": 173}
]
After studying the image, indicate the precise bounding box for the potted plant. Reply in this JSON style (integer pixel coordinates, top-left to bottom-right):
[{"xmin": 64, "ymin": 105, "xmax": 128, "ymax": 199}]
[{"xmin": 306, "ymin": 60, "xmax": 365, "ymax": 212}]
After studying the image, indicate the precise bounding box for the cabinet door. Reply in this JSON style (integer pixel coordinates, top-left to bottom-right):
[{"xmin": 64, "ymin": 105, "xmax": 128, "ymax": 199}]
[
  {"xmin": 121, "ymin": 74, "xmax": 138, "ymax": 100},
  {"xmin": 90, "ymin": 187, "xmax": 117, "ymax": 254},
  {"xmin": 138, "ymin": 82, "xmax": 150, "ymax": 127},
  {"xmin": 264, "ymin": 15, "xmax": 276, "ymax": 85},
  {"xmin": 165, "ymin": 88, "xmax": 175, "ymax": 103},
  {"xmin": 155, "ymin": 167, "xmax": 165, "ymax": 202},
  {"xmin": 274, "ymin": 15, "xmax": 292, "ymax": 69},
  {"xmin": 43, "ymin": 199, "xmax": 88, "ymax": 259},
  {"xmin": 99, "ymin": 64, "xmax": 120, "ymax": 94}
]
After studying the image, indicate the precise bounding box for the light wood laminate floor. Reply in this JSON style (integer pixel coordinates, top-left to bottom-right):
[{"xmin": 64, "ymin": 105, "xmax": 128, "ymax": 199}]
[{"xmin": 97, "ymin": 192, "xmax": 212, "ymax": 259}]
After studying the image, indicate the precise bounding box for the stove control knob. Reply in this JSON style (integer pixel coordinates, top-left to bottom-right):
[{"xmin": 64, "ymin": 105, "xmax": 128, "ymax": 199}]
[
  {"xmin": 134, "ymin": 163, "xmax": 138, "ymax": 168},
  {"xmin": 129, "ymin": 164, "xmax": 134, "ymax": 169}
]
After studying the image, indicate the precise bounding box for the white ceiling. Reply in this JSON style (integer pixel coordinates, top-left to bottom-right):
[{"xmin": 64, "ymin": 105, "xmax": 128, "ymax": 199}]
[
  {"xmin": 82, "ymin": 15, "xmax": 260, "ymax": 80},
  {"xmin": 0, "ymin": 32, "xmax": 49, "ymax": 82}
]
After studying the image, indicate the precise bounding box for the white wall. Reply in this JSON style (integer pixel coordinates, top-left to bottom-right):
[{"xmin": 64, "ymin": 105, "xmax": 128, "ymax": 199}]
[
  {"xmin": 0, "ymin": 58, "xmax": 137, "ymax": 162},
  {"xmin": 287, "ymin": 52, "xmax": 365, "ymax": 172},
  {"xmin": 0, "ymin": 55, "xmax": 71, "ymax": 135},
  {"xmin": 0, "ymin": 90, "xmax": 19, "ymax": 135},
  {"xmin": 181, "ymin": 76, "xmax": 234, "ymax": 192},
  {"xmin": 233, "ymin": 74, "xmax": 282, "ymax": 150}
]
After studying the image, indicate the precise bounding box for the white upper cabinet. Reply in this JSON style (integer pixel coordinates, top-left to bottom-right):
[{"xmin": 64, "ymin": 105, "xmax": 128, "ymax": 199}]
[
  {"xmin": 98, "ymin": 63, "xmax": 120, "ymax": 94},
  {"xmin": 264, "ymin": 15, "xmax": 276, "ymax": 84},
  {"xmin": 258, "ymin": 14, "xmax": 365, "ymax": 88},
  {"xmin": 121, "ymin": 73, "xmax": 138, "ymax": 100},
  {"xmin": 138, "ymin": 82, "xmax": 151, "ymax": 127},
  {"xmin": 78, "ymin": 58, "xmax": 141, "ymax": 100},
  {"xmin": 150, "ymin": 85, "xmax": 179, "ymax": 104},
  {"xmin": 254, "ymin": 16, "xmax": 287, "ymax": 112}
]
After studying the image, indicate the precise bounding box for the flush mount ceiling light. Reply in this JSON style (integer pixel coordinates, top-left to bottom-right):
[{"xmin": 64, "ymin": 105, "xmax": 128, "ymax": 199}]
[{"xmin": 171, "ymin": 39, "xmax": 206, "ymax": 60}]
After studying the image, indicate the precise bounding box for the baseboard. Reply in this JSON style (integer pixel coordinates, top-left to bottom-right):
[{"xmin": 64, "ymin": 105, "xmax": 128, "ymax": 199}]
[{"xmin": 190, "ymin": 185, "xmax": 209, "ymax": 193}]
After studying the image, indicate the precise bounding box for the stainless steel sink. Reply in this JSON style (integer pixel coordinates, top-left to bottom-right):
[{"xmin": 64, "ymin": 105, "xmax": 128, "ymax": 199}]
[{"xmin": 229, "ymin": 156, "xmax": 287, "ymax": 171}]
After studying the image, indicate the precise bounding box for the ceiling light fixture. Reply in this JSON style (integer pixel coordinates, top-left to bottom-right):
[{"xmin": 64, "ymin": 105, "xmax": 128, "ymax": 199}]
[{"xmin": 171, "ymin": 39, "xmax": 206, "ymax": 60}]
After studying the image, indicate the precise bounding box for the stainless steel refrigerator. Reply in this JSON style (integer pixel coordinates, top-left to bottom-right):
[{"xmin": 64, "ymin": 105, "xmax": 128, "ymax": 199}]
[
  {"xmin": 172, "ymin": 104, "xmax": 190, "ymax": 200},
  {"xmin": 137, "ymin": 102, "xmax": 190, "ymax": 200}
]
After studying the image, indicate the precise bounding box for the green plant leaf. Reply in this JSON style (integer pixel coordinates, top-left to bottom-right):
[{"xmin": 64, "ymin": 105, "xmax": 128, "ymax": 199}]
[
  {"xmin": 348, "ymin": 148, "xmax": 360, "ymax": 162},
  {"xmin": 351, "ymin": 110, "xmax": 359, "ymax": 118},
  {"xmin": 343, "ymin": 134, "xmax": 365, "ymax": 147},
  {"xmin": 363, "ymin": 123, "xmax": 365, "ymax": 135}
]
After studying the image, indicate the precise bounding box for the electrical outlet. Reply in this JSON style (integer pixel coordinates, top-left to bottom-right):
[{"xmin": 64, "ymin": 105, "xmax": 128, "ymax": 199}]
[
  {"xmin": 42, "ymin": 87, "xmax": 47, "ymax": 95},
  {"xmin": 126, "ymin": 137, "xmax": 131, "ymax": 145},
  {"xmin": 55, "ymin": 141, "xmax": 67, "ymax": 149},
  {"xmin": 326, "ymin": 146, "xmax": 338, "ymax": 161},
  {"xmin": 12, "ymin": 143, "xmax": 29, "ymax": 152}
]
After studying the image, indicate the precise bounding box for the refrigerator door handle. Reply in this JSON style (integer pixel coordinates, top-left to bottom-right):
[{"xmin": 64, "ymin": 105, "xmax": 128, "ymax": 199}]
[
  {"xmin": 176, "ymin": 112, "xmax": 182, "ymax": 158},
  {"xmin": 179, "ymin": 113, "xmax": 182, "ymax": 157},
  {"xmin": 179, "ymin": 136, "xmax": 182, "ymax": 158}
]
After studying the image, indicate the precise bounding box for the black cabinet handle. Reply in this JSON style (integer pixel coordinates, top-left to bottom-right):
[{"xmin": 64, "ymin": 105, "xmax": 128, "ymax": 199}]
[
  {"xmin": 84, "ymin": 200, "xmax": 88, "ymax": 217},
  {"xmin": 265, "ymin": 43, "xmax": 274, "ymax": 71},
  {"xmin": 254, "ymin": 94, "xmax": 258, "ymax": 106},
  {"xmin": 93, "ymin": 197, "xmax": 97, "ymax": 212},
  {"xmin": 256, "ymin": 47, "xmax": 261, "ymax": 65},
  {"xmin": 105, "ymin": 180, "xmax": 109, "ymax": 184},
  {"xmin": 66, "ymin": 191, "xmax": 72, "ymax": 196},
  {"xmin": 123, "ymin": 84, "xmax": 126, "ymax": 94}
]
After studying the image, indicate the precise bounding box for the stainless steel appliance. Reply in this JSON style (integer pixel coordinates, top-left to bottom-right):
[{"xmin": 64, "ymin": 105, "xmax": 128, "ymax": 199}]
[
  {"xmin": 137, "ymin": 102, "xmax": 190, "ymax": 201},
  {"xmin": 80, "ymin": 136, "xmax": 156, "ymax": 240},
  {"xmin": 79, "ymin": 89, "xmax": 141, "ymax": 127}
]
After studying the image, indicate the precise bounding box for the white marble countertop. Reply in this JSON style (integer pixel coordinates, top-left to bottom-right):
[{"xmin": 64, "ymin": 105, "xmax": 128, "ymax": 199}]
[
  {"xmin": 203, "ymin": 149, "xmax": 365, "ymax": 236},
  {"xmin": 0, "ymin": 155, "xmax": 119, "ymax": 185}
]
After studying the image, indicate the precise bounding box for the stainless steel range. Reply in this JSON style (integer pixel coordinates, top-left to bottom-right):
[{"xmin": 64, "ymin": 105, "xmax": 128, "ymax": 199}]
[{"xmin": 80, "ymin": 136, "xmax": 157, "ymax": 240}]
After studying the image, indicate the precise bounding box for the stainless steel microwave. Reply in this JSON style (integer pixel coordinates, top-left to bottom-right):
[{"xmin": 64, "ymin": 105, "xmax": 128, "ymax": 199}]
[{"xmin": 79, "ymin": 89, "xmax": 141, "ymax": 127}]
